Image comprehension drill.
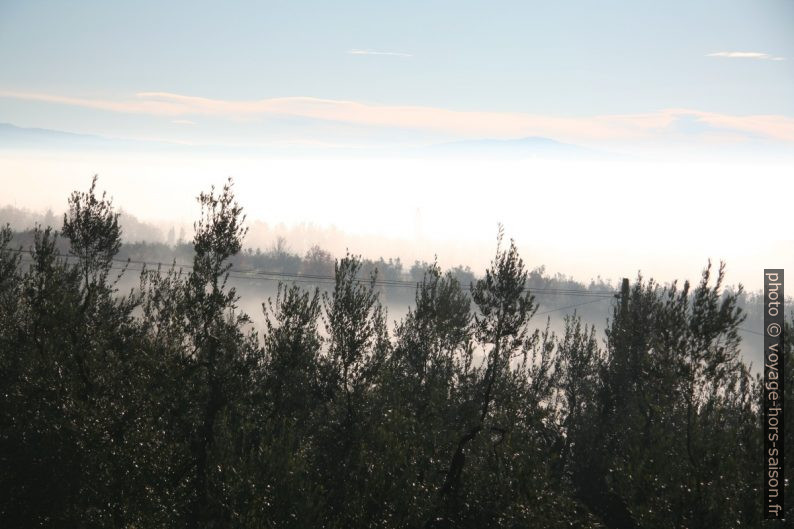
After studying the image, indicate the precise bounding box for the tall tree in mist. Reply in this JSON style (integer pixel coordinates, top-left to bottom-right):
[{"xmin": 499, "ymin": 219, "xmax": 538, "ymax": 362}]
[
  {"xmin": 427, "ymin": 229, "xmax": 562, "ymax": 527},
  {"xmin": 179, "ymin": 180, "xmax": 259, "ymax": 526},
  {"xmin": 0, "ymin": 177, "xmax": 146, "ymax": 527},
  {"xmin": 318, "ymin": 254, "xmax": 390, "ymax": 524}
]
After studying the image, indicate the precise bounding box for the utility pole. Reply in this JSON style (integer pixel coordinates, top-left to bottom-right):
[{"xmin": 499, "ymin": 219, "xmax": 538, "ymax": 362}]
[{"xmin": 617, "ymin": 277, "xmax": 629, "ymax": 315}]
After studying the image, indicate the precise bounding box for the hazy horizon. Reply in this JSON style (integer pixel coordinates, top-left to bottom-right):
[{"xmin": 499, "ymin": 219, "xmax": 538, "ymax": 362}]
[
  {"xmin": 2, "ymin": 0, "xmax": 792, "ymax": 289},
  {"xmin": 2, "ymin": 162, "xmax": 791, "ymax": 292}
]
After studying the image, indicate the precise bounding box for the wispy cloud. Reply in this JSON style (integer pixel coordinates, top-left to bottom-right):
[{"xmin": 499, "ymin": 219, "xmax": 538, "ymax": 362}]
[
  {"xmin": 348, "ymin": 49, "xmax": 412, "ymax": 58},
  {"xmin": 1, "ymin": 90, "xmax": 793, "ymax": 144},
  {"xmin": 707, "ymin": 51, "xmax": 785, "ymax": 61}
]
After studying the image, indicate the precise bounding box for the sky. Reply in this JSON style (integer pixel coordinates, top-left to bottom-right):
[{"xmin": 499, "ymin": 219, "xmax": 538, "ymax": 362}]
[
  {"xmin": 0, "ymin": 0, "xmax": 792, "ymax": 289},
  {"xmin": 0, "ymin": 0, "xmax": 792, "ymax": 149}
]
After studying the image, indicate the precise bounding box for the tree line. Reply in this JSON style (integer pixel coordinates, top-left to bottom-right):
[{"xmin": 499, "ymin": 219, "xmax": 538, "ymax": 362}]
[
  {"xmin": 0, "ymin": 178, "xmax": 789, "ymax": 528},
  {"xmin": 2, "ymin": 202, "xmax": 617, "ymax": 310}
]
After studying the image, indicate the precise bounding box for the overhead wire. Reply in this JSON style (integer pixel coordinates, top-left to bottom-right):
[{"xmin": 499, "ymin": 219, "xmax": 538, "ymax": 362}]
[
  {"xmin": 6, "ymin": 247, "xmax": 618, "ymax": 298},
  {"xmin": 8, "ymin": 250, "xmax": 782, "ymax": 325}
]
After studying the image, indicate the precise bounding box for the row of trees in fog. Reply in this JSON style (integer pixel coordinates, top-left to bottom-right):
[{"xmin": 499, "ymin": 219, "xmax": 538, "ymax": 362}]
[
  {"xmin": 0, "ymin": 178, "xmax": 789, "ymax": 528},
  {"xmin": 3, "ymin": 204, "xmax": 616, "ymax": 307}
]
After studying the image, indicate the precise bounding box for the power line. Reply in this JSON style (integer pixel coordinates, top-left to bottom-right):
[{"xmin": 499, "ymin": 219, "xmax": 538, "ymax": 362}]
[
  {"xmin": 7, "ymin": 249, "xmax": 778, "ymax": 333},
  {"xmin": 537, "ymin": 297, "xmax": 611, "ymax": 315},
  {"xmin": 11, "ymin": 256, "xmax": 619, "ymax": 321},
  {"xmin": 7, "ymin": 248, "xmax": 619, "ymax": 298}
]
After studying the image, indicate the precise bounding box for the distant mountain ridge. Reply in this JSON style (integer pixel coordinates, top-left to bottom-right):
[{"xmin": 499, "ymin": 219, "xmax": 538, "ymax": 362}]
[
  {"xmin": 0, "ymin": 122, "xmax": 182, "ymax": 152},
  {"xmin": 0, "ymin": 122, "xmax": 599, "ymax": 159}
]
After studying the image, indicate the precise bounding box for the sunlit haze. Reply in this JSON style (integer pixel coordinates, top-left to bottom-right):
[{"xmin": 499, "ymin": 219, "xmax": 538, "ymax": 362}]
[
  {"xmin": 1, "ymin": 0, "xmax": 792, "ymax": 290},
  {"xmin": 2, "ymin": 150, "xmax": 791, "ymax": 290}
]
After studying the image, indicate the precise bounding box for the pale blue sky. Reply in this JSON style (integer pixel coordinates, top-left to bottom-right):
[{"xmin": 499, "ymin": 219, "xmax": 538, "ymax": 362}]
[
  {"xmin": 0, "ymin": 1, "xmax": 792, "ymax": 151},
  {"xmin": 1, "ymin": 1, "xmax": 793, "ymax": 288}
]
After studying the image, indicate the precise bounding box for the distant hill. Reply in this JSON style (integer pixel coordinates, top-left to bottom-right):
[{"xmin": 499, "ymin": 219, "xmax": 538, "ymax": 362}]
[
  {"xmin": 0, "ymin": 122, "xmax": 184, "ymax": 153},
  {"xmin": 1, "ymin": 122, "xmax": 111, "ymax": 148},
  {"xmin": 1, "ymin": 122, "xmax": 603, "ymax": 160}
]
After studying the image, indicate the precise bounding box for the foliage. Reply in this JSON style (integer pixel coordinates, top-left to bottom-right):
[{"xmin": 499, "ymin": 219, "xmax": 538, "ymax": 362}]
[{"xmin": 0, "ymin": 179, "xmax": 772, "ymax": 528}]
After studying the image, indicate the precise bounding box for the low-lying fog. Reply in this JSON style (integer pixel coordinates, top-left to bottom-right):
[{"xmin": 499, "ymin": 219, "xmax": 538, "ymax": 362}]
[{"xmin": 3, "ymin": 156, "xmax": 791, "ymax": 373}]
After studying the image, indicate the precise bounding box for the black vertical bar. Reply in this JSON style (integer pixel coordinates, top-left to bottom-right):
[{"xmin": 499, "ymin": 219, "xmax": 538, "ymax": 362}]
[{"xmin": 764, "ymin": 269, "xmax": 784, "ymax": 520}]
